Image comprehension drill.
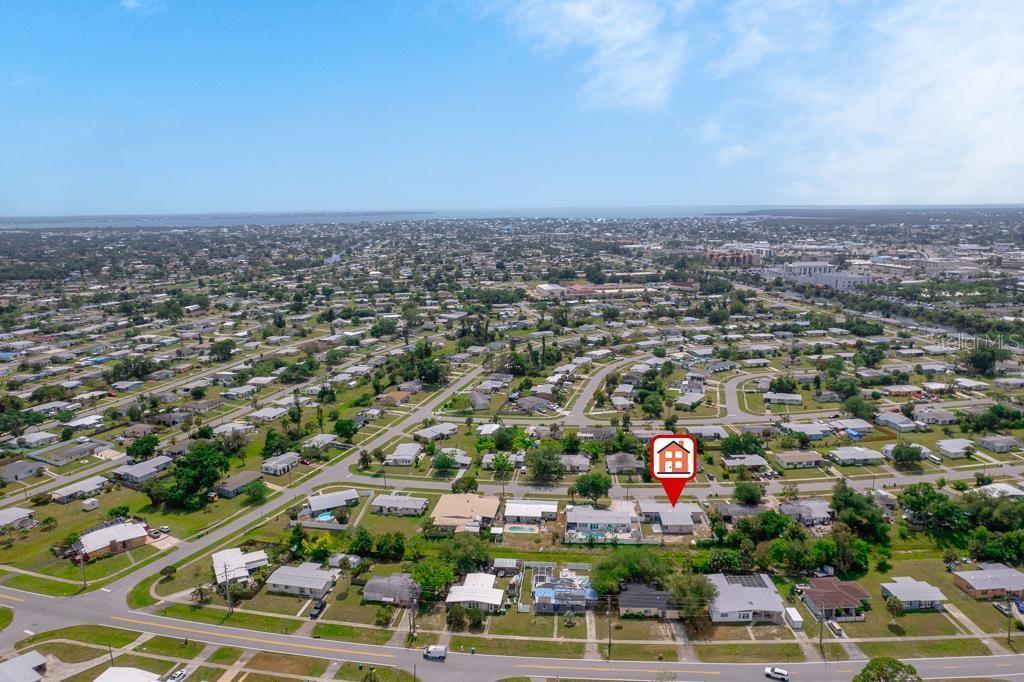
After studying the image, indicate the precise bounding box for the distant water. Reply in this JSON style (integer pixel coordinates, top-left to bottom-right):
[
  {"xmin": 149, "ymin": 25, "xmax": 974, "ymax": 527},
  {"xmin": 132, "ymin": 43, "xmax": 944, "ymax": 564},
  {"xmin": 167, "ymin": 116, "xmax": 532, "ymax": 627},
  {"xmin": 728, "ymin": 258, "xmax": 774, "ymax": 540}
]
[{"xmin": 0, "ymin": 206, "xmax": 765, "ymax": 230}]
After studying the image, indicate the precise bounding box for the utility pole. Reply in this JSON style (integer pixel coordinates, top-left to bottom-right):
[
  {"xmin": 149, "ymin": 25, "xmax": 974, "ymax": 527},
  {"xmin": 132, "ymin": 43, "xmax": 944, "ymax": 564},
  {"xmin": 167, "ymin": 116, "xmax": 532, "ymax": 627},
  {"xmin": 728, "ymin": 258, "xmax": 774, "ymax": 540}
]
[
  {"xmin": 223, "ymin": 565, "xmax": 234, "ymax": 614},
  {"xmin": 606, "ymin": 597, "xmax": 612, "ymax": 661},
  {"xmin": 1008, "ymin": 594, "xmax": 1014, "ymax": 646},
  {"xmin": 79, "ymin": 551, "xmax": 87, "ymax": 588}
]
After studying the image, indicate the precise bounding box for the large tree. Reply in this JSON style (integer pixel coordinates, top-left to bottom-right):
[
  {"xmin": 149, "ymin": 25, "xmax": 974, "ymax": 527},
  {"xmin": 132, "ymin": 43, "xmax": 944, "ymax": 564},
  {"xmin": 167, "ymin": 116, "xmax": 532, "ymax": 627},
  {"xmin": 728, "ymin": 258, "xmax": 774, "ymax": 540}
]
[
  {"xmin": 671, "ymin": 573, "xmax": 718, "ymax": 633},
  {"xmin": 853, "ymin": 657, "xmax": 920, "ymax": 682},
  {"xmin": 573, "ymin": 472, "xmax": 613, "ymax": 504}
]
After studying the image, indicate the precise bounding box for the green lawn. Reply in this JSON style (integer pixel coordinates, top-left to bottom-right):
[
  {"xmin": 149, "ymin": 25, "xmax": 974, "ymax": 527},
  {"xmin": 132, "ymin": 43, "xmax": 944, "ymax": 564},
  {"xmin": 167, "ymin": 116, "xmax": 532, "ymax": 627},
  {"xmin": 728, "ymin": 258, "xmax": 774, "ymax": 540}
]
[
  {"xmin": 858, "ymin": 638, "xmax": 991, "ymax": 658},
  {"xmin": 311, "ymin": 622, "xmax": 393, "ymax": 645},
  {"xmin": 207, "ymin": 646, "xmax": 244, "ymax": 666},
  {"xmin": 18, "ymin": 624, "xmax": 139, "ymax": 649},
  {"xmin": 134, "ymin": 634, "xmax": 204, "ymax": 658},
  {"xmin": 1, "ymin": 571, "xmax": 86, "ymax": 596},
  {"xmin": 601, "ymin": 643, "xmax": 678, "ymax": 661},
  {"xmin": 693, "ymin": 643, "xmax": 806, "ymax": 663},
  {"xmin": 596, "ymin": 617, "xmax": 671, "ymax": 641},
  {"xmin": 0, "ymin": 606, "xmax": 11, "ymax": 632},
  {"xmin": 488, "ymin": 610, "xmax": 555, "ymax": 638},
  {"xmin": 159, "ymin": 603, "xmax": 300, "ymax": 634},
  {"xmin": 247, "ymin": 651, "xmax": 328, "ymax": 677},
  {"xmin": 448, "ymin": 635, "xmax": 585, "ymax": 658},
  {"xmin": 30, "ymin": 641, "xmax": 105, "ymax": 663},
  {"xmin": 188, "ymin": 665, "xmax": 225, "ymax": 681}
]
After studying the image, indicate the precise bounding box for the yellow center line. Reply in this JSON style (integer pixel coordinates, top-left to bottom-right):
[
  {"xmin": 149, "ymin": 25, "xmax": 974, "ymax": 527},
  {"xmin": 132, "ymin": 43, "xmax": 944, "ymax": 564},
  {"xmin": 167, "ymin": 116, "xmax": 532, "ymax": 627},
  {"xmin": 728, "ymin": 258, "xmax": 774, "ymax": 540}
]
[
  {"xmin": 110, "ymin": 616, "xmax": 392, "ymax": 659},
  {"xmin": 0, "ymin": 593, "xmax": 25, "ymax": 603},
  {"xmin": 518, "ymin": 664, "xmax": 719, "ymax": 675}
]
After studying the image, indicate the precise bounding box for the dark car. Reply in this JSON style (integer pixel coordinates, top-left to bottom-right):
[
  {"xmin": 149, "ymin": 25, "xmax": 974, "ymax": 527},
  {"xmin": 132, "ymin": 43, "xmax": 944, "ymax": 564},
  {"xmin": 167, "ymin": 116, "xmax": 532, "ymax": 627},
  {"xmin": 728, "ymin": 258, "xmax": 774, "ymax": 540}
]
[{"xmin": 309, "ymin": 599, "xmax": 326, "ymax": 619}]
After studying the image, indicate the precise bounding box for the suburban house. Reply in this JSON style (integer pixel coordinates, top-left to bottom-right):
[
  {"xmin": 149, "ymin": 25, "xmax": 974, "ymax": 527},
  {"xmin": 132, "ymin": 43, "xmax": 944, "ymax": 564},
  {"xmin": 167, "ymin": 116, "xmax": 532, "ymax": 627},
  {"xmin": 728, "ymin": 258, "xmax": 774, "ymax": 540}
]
[
  {"xmin": 306, "ymin": 489, "xmax": 360, "ymax": 516},
  {"xmin": 721, "ymin": 454, "xmax": 770, "ymax": 471},
  {"xmin": 492, "ymin": 557, "xmax": 522, "ymax": 577},
  {"xmin": 262, "ymin": 452, "xmax": 300, "ymax": 476},
  {"xmin": 248, "ymin": 406, "xmax": 287, "ymax": 423},
  {"xmin": 371, "ymin": 494, "xmax": 428, "ymax": 516},
  {"xmin": 1, "ymin": 460, "xmax": 45, "ymax": 483},
  {"xmin": 914, "ymin": 405, "xmax": 957, "ymax": 425},
  {"xmin": 363, "ymin": 573, "xmax": 421, "ymax": 606},
  {"xmin": 829, "ymin": 446, "xmax": 884, "ymax": 466},
  {"xmin": 0, "ymin": 506, "xmax": 35, "ymax": 531},
  {"xmin": 775, "ymin": 450, "xmax": 825, "ymax": 469},
  {"xmin": 560, "ymin": 453, "xmax": 591, "ymax": 473},
  {"xmin": 953, "ymin": 563, "xmax": 1024, "ymax": 599},
  {"xmin": 618, "ymin": 583, "xmax": 680, "ymax": 620},
  {"xmin": 29, "ymin": 440, "xmax": 102, "ymax": 467},
  {"xmin": 764, "ymin": 391, "xmax": 803, "ymax": 405},
  {"xmin": 605, "ymin": 452, "xmax": 644, "ymax": 475},
  {"xmin": 503, "ymin": 499, "xmax": 558, "ymax": 524},
  {"xmin": 215, "ymin": 471, "xmax": 262, "ymax": 498},
  {"xmin": 112, "ymin": 455, "xmax": 172, "ymax": 487},
  {"xmin": 715, "ymin": 502, "xmax": 769, "ymax": 523},
  {"xmin": 708, "ymin": 573, "xmax": 786, "ymax": 624},
  {"xmin": 413, "ymin": 423, "xmax": 457, "ymax": 441},
  {"xmin": 637, "ymin": 500, "xmax": 704, "ymax": 534},
  {"xmin": 430, "ymin": 493, "xmax": 501, "ymax": 533},
  {"xmin": 937, "ymin": 438, "xmax": 974, "ymax": 459},
  {"xmin": 778, "ymin": 498, "xmax": 835, "ymax": 526},
  {"xmin": 303, "ymin": 433, "xmax": 339, "ymax": 450},
  {"xmin": 0, "ymin": 651, "xmax": 46, "ymax": 682},
  {"xmin": 482, "ymin": 451, "xmax": 525, "ymax": 469},
  {"xmin": 75, "ymin": 520, "xmax": 150, "ymax": 561},
  {"xmin": 267, "ymin": 563, "xmax": 338, "ymax": 599},
  {"xmin": 564, "ymin": 506, "xmax": 632, "ymax": 538},
  {"xmin": 978, "ymin": 435, "xmax": 1021, "ymax": 453},
  {"xmin": 532, "ymin": 568, "xmax": 598, "ymax": 613},
  {"xmin": 446, "ymin": 572, "xmax": 505, "ymax": 612},
  {"xmin": 876, "ymin": 412, "xmax": 917, "ymax": 432},
  {"xmin": 881, "ymin": 577, "xmax": 946, "ymax": 611},
  {"xmin": 802, "ymin": 577, "xmax": 871, "ymax": 621},
  {"xmin": 385, "ymin": 442, "xmax": 422, "ymax": 466},
  {"xmin": 51, "ymin": 475, "xmax": 108, "ymax": 503},
  {"xmin": 212, "ymin": 547, "xmax": 270, "ymax": 585},
  {"xmin": 780, "ymin": 422, "xmax": 833, "ymax": 441}
]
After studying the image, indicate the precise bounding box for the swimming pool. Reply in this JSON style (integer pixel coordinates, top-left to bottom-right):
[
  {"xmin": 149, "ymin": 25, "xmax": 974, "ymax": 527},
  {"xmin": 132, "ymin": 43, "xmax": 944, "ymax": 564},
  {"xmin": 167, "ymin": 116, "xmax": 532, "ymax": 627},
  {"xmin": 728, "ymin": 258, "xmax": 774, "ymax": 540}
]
[
  {"xmin": 505, "ymin": 524, "xmax": 539, "ymax": 534},
  {"xmin": 316, "ymin": 512, "xmax": 335, "ymax": 522}
]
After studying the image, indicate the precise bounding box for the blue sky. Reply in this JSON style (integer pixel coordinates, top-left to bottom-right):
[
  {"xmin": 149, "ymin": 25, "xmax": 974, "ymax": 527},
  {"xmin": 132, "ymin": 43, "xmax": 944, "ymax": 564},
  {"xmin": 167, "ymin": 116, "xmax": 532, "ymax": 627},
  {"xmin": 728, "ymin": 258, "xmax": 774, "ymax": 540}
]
[{"xmin": 2, "ymin": 0, "xmax": 1022, "ymax": 215}]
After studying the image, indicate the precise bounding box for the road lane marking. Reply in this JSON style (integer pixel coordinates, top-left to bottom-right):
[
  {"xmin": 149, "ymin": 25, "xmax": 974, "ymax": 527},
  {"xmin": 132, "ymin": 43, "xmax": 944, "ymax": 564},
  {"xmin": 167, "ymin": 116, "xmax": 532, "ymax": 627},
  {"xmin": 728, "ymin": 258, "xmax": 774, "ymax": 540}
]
[
  {"xmin": 518, "ymin": 664, "xmax": 718, "ymax": 675},
  {"xmin": 0, "ymin": 592, "xmax": 25, "ymax": 603},
  {"xmin": 110, "ymin": 616, "xmax": 393, "ymax": 659},
  {"xmin": 22, "ymin": 630, "xmax": 34, "ymax": 636}
]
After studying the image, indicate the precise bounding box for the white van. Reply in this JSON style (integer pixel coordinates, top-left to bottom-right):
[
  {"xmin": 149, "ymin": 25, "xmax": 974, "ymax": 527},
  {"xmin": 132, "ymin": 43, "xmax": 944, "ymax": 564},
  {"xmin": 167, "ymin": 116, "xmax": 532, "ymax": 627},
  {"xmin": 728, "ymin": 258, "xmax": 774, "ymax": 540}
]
[
  {"xmin": 927, "ymin": 454, "xmax": 942, "ymax": 465},
  {"xmin": 82, "ymin": 498, "xmax": 99, "ymax": 511},
  {"xmin": 423, "ymin": 645, "xmax": 447, "ymax": 661}
]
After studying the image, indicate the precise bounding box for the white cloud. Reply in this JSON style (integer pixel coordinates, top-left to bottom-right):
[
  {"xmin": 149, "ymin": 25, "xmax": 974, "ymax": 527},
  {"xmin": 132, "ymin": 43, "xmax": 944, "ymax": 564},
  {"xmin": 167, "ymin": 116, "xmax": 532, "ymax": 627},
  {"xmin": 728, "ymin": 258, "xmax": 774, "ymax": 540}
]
[
  {"xmin": 711, "ymin": 0, "xmax": 832, "ymax": 76},
  {"xmin": 781, "ymin": 0, "xmax": 1024, "ymax": 203},
  {"xmin": 717, "ymin": 144, "xmax": 752, "ymax": 166},
  {"xmin": 120, "ymin": 0, "xmax": 164, "ymax": 13},
  {"xmin": 9, "ymin": 72, "xmax": 42, "ymax": 88},
  {"xmin": 500, "ymin": 0, "xmax": 690, "ymax": 111}
]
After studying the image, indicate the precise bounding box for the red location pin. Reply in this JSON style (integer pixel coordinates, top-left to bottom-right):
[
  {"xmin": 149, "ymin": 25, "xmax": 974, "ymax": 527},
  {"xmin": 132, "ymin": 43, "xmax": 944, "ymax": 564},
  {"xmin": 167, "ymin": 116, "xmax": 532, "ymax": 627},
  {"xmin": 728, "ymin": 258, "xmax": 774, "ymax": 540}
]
[{"xmin": 649, "ymin": 433, "xmax": 698, "ymax": 507}]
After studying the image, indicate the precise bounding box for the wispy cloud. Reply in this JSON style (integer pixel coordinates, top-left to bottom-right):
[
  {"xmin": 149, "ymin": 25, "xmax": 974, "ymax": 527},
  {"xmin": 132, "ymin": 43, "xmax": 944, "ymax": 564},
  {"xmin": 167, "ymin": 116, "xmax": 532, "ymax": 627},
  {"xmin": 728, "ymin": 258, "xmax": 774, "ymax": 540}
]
[
  {"xmin": 120, "ymin": 0, "xmax": 164, "ymax": 14},
  {"xmin": 711, "ymin": 0, "xmax": 832, "ymax": 76},
  {"xmin": 500, "ymin": 0, "xmax": 690, "ymax": 111},
  {"xmin": 780, "ymin": 0, "xmax": 1024, "ymax": 203},
  {"xmin": 9, "ymin": 72, "xmax": 42, "ymax": 88}
]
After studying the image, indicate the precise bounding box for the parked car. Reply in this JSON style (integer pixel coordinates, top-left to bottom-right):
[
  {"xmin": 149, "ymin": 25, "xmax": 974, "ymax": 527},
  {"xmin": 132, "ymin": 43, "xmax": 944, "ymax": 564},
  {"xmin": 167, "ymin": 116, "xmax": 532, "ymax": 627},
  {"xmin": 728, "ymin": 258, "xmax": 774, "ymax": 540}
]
[
  {"xmin": 1014, "ymin": 599, "xmax": 1024, "ymax": 614},
  {"xmin": 309, "ymin": 599, "xmax": 326, "ymax": 619},
  {"xmin": 827, "ymin": 620, "xmax": 844, "ymax": 637},
  {"xmin": 168, "ymin": 670, "xmax": 188, "ymax": 682},
  {"xmin": 423, "ymin": 645, "xmax": 447, "ymax": 661},
  {"xmin": 764, "ymin": 667, "xmax": 789, "ymax": 681},
  {"xmin": 995, "ymin": 602, "xmax": 1011, "ymax": 617},
  {"xmin": 159, "ymin": 525, "xmax": 171, "ymax": 533},
  {"xmin": 148, "ymin": 529, "xmax": 161, "ymax": 539}
]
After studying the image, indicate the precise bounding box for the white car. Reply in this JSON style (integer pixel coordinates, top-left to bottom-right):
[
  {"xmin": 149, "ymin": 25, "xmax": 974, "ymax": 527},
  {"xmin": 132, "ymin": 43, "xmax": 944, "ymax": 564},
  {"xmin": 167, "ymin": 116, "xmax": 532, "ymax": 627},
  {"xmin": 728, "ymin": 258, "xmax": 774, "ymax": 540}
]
[
  {"xmin": 159, "ymin": 525, "xmax": 171, "ymax": 533},
  {"xmin": 168, "ymin": 670, "xmax": 188, "ymax": 682},
  {"xmin": 423, "ymin": 645, "xmax": 447, "ymax": 661},
  {"xmin": 764, "ymin": 667, "xmax": 789, "ymax": 681},
  {"xmin": 827, "ymin": 620, "xmax": 844, "ymax": 637}
]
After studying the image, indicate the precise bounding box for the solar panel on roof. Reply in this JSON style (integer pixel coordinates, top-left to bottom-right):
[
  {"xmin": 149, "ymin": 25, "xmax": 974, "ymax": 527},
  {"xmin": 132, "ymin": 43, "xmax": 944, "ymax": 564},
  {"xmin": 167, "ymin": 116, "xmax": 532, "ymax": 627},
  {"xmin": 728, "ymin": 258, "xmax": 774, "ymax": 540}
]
[{"xmin": 725, "ymin": 574, "xmax": 767, "ymax": 588}]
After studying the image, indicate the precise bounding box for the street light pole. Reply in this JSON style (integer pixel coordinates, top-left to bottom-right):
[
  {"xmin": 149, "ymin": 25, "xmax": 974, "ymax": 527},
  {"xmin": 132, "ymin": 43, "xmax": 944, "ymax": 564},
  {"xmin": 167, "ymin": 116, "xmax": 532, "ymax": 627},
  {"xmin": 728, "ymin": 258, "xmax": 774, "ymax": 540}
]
[{"xmin": 79, "ymin": 551, "xmax": 87, "ymax": 589}]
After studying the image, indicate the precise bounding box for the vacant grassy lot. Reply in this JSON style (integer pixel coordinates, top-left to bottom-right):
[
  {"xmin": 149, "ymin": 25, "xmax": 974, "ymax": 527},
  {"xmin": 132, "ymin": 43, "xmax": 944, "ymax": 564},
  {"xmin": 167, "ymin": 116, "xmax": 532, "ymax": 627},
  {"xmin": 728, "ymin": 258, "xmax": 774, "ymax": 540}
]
[
  {"xmin": 448, "ymin": 635, "xmax": 585, "ymax": 658},
  {"xmin": 859, "ymin": 638, "xmax": 991, "ymax": 658},
  {"xmin": 134, "ymin": 634, "xmax": 204, "ymax": 659},
  {"xmin": 30, "ymin": 642, "xmax": 104, "ymax": 663},
  {"xmin": 693, "ymin": 643, "xmax": 805, "ymax": 663},
  {"xmin": 596, "ymin": 617, "xmax": 671, "ymax": 641},
  {"xmin": 159, "ymin": 603, "xmax": 300, "ymax": 634},
  {"xmin": 207, "ymin": 646, "xmax": 243, "ymax": 666},
  {"xmin": 247, "ymin": 651, "xmax": 328, "ymax": 677},
  {"xmin": 18, "ymin": 624, "xmax": 139, "ymax": 649},
  {"xmin": 601, "ymin": 643, "xmax": 678, "ymax": 661},
  {"xmin": 488, "ymin": 610, "xmax": 555, "ymax": 638},
  {"xmin": 312, "ymin": 622, "xmax": 393, "ymax": 645}
]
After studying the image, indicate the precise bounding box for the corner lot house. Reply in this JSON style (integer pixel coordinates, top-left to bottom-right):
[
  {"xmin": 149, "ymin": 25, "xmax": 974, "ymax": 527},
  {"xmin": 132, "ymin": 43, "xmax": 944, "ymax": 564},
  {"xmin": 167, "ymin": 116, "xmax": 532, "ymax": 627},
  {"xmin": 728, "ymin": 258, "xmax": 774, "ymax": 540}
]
[
  {"xmin": 0, "ymin": 650, "xmax": 46, "ymax": 682},
  {"xmin": 371, "ymin": 494, "xmax": 428, "ymax": 516},
  {"xmin": 446, "ymin": 572, "xmax": 505, "ymax": 612},
  {"xmin": 802, "ymin": 577, "xmax": 870, "ymax": 621},
  {"xmin": 76, "ymin": 521, "xmax": 149, "ymax": 560},
  {"xmin": 953, "ymin": 563, "xmax": 1024, "ymax": 599},
  {"xmin": 1, "ymin": 460, "xmax": 45, "ymax": 483},
  {"xmin": 363, "ymin": 573, "xmax": 421, "ymax": 606},
  {"xmin": 262, "ymin": 452, "xmax": 300, "ymax": 476},
  {"xmin": 267, "ymin": 563, "xmax": 337, "ymax": 599},
  {"xmin": 0, "ymin": 507, "xmax": 35, "ymax": 531},
  {"xmin": 307, "ymin": 489, "xmax": 359, "ymax": 515},
  {"xmin": 385, "ymin": 442, "xmax": 422, "ymax": 466},
  {"xmin": 212, "ymin": 547, "xmax": 270, "ymax": 585},
  {"xmin": 708, "ymin": 573, "xmax": 785, "ymax": 624},
  {"xmin": 881, "ymin": 577, "xmax": 946, "ymax": 611}
]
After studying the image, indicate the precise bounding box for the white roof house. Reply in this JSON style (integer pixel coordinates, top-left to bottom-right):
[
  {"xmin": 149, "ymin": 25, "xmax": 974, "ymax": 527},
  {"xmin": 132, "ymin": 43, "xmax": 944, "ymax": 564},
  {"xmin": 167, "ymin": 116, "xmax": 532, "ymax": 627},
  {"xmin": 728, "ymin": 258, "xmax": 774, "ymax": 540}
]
[
  {"xmin": 708, "ymin": 573, "xmax": 785, "ymax": 623},
  {"xmin": 829, "ymin": 446, "xmax": 884, "ymax": 465},
  {"xmin": 212, "ymin": 547, "xmax": 270, "ymax": 584},
  {"xmin": 445, "ymin": 572, "xmax": 505, "ymax": 612},
  {"xmin": 503, "ymin": 499, "xmax": 558, "ymax": 522},
  {"xmin": 79, "ymin": 521, "xmax": 149, "ymax": 555},
  {"xmin": 307, "ymin": 489, "xmax": 360, "ymax": 514}
]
